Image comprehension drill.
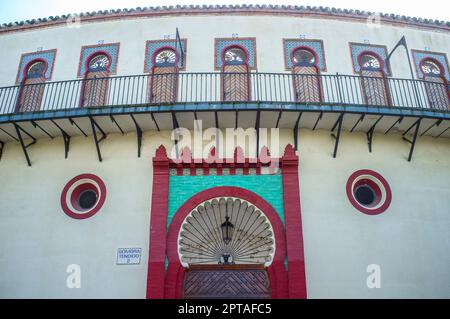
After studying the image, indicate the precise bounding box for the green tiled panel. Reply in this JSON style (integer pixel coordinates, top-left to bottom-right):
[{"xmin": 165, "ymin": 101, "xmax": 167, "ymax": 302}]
[{"xmin": 168, "ymin": 174, "xmax": 284, "ymax": 227}]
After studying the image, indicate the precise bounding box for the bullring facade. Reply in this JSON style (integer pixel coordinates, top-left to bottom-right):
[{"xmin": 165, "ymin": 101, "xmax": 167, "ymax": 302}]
[{"xmin": 0, "ymin": 5, "xmax": 449, "ymax": 299}]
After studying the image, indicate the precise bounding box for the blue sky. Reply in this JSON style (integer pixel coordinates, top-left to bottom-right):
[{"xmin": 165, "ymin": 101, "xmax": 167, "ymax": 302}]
[{"xmin": 0, "ymin": 0, "xmax": 448, "ymax": 24}]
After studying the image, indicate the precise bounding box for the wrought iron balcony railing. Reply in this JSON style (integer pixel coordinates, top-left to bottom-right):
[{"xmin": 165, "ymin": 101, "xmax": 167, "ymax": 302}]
[{"xmin": 0, "ymin": 72, "xmax": 448, "ymax": 116}]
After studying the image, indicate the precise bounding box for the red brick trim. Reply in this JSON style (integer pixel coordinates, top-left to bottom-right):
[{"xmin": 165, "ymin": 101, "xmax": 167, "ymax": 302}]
[
  {"xmin": 146, "ymin": 145, "xmax": 170, "ymax": 299},
  {"xmin": 281, "ymin": 144, "xmax": 307, "ymax": 299},
  {"xmin": 164, "ymin": 186, "xmax": 288, "ymax": 299}
]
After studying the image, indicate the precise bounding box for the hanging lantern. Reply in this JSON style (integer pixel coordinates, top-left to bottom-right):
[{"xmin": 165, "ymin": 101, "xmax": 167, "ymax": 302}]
[{"xmin": 220, "ymin": 216, "xmax": 234, "ymax": 245}]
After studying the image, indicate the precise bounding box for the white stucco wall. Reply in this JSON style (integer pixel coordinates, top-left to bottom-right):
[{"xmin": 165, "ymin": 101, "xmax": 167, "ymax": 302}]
[
  {"xmin": 0, "ymin": 129, "xmax": 449, "ymax": 298},
  {"xmin": 0, "ymin": 14, "xmax": 448, "ymax": 87}
]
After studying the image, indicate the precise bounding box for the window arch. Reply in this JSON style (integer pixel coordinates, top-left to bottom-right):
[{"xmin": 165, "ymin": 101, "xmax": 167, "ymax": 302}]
[
  {"xmin": 80, "ymin": 52, "xmax": 111, "ymax": 107},
  {"xmin": 221, "ymin": 46, "xmax": 250, "ymax": 101},
  {"xmin": 419, "ymin": 58, "xmax": 449, "ymax": 110},
  {"xmin": 148, "ymin": 47, "xmax": 179, "ymax": 104},
  {"xmin": 290, "ymin": 47, "xmax": 322, "ymax": 103},
  {"xmin": 16, "ymin": 59, "xmax": 48, "ymax": 112},
  {"xmin": 358, "ymin": 51, "xmax": 391, "ymax": 106}
]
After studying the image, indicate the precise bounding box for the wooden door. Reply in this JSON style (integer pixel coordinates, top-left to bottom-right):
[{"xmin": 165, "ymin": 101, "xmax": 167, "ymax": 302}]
[
  {"xmin": 17, "ymin": 77, "xmax": 45, "ymax": 112},
  {"xmin": 424, "ymin": 76, "xmax": 449, "ymax": 110},
  {"xmin": 222, "ymin": 64, "xmax": 250, "ymax": 102},
  {"xmin": 292, "ymin": 65, "xmax": 321, "ymax": 103},
  {"xmin": 149, "ymin": 66, "xmax": 178, "ymax": 103},
  {"xmin": 81, "ymin": 70, "xmax": 109, "ymax": 107},
  {"xmin": 183, "ymin": 265, "xmax": 270, "ymax": 299},
  {"xmin": 360, "ymin": 69, "xmax": 391, "ymax": 106}
]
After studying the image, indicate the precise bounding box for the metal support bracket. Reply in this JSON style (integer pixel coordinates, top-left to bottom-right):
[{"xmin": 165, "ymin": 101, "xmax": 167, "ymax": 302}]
[
  {"xmin": 384, "ymin": 116, "xmax": 403, "ymax": 135},
  {"xmin": 0, "ymin": 140, "xmax": 4, "ymax": 161},
  {"xmin": 366, "ymin": 116, "xmax": 383, "ymax": 153},
  {"xmin": 89, "ymin": 117, "xmax": 107, "ymax": 162},
  {"xmin": 313, "ymin": 112, "xmax": 323, "ymax": 130},
  {"xmin": 69, "ymin": 117, "xmax": 88, "ymax": 137},
  {"xmin": 293, "ymin": 112, "xmax": 302, "ymax": 150},
  {"xmin": 402, "ymin": 118, "xmax": 421, "ymax": 162},
  {"xmin": 350, "ymin": 114, "xmax": 365, "ymax": 132},
  {"xmin": 13, "ymin": 123, "xmax": 36, "ymax": 167},
  {"xmin": 420, "ymin": 119, "xmax": 442, "ymax": 137},
  {"xmin": 331, "ymin": 113, "xmax": 344, "ymax": 158},
  {"xmin": 171, "ymin": 112, "xmax": 179, "ymax": 159},
  {"xmin": 435, "ymin": 126, "xmax": 450, "ymax": 138},
  {"xmin": 31, "ymin": 121, "xmax": 54, "ymax": 139},
  {"xmin": 130, "ymin": 114, "xmax": 143, "ymax": 158},
  {"xmin": 255, "ymin": 110, "xmax": 261, "ymax": 154},
  {"xmin": 51, "ymin": 120, "xmax": 71, "ymax": 159},
  {"xmin": 150, "ymin": 112, "xmax": 160, "ymax": 131},
  {"xmin": 110, "ymin": 115, "xmax": 125, "ymax": 135}
]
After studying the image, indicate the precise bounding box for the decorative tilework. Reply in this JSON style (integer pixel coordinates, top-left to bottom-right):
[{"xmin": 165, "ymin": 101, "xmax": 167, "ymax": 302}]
[
  {"xmin": 411, "ymin": 50, "xmax": 449, "ymax": 80},
  {"xmin": 214, "ymin": 38, "xmax": 257, "ymax": 70},
  {"xmin": 168, "ymin": 174, "xmax": 285, "ymax": 226},
  {"xmin": 349, "ymin": 42, "xmax": 391, "ymax": 75},
  {"xmin": 15, "ymin": 49, "xmax": 57, "ymax": 84},
  {"xmin": 77, "ymin": 43, "xmax": 120, "ymax": 77},
  {"xmin": 144, "ymin": 39, "xmax": 187, "ymax": 72},
  {"xmin": 283, "ymin": 39, "xmax": 326, "ymax": 71}
]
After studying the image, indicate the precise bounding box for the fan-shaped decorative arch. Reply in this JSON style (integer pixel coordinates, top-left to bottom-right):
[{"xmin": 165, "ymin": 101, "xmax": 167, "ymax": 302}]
[{"xmin": 178, "ymin": 197, "xmax": 275, "ymax": 267}]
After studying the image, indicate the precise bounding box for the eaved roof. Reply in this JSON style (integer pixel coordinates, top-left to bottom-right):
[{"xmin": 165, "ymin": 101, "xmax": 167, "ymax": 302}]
[{"xmin": 0, "ymin": 4, "xmax": 449, "ymax": 33}]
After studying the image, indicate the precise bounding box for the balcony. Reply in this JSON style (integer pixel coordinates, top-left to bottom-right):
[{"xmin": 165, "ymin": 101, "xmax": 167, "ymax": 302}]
[
  {"xmin": 0, "ymin": 72, "xmax": 449, "ymax": 115},
  {"xmin": 0, "ymin": 72, "xmax": 449, "ymax": 166}
]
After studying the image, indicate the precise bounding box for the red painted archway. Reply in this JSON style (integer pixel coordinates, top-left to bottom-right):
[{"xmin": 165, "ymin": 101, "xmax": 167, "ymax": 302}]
[
  {"xmin": 145, "ymin": 144, "xmax": 307, "ymax": 299},
  {"xmin": 164, "ymin": 186, "xmax": 288, "ymax": 299}
]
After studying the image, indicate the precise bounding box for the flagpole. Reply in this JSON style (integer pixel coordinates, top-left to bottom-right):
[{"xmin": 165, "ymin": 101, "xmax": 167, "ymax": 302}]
[{"xmin": 386, "ymin": 36, "xmax": 422, "ymax": 107}]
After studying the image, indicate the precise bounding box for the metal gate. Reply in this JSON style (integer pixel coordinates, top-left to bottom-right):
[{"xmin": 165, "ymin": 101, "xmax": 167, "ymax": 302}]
[{"xmin": 183, "ymin": 265, "xmax": 270, "ymax": 299}]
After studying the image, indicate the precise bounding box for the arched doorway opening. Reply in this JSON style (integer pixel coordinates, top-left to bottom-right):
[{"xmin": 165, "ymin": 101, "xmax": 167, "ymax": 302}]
[
  {"xmin": 179, "ymin": 197, "xmax": 275, "ymax": 299},
  {"xmin": 16, "ymin": 59, "xmax": 47, "ymax": 112},
  {"xmin": 148, "ymin": 48, "xmax": 178, "ymax": 103},
  {"xmin": 165, "ymin": 187, "xmax": 288, "ymax": 299},
  {"xmin": 221, "ymin": 46, "xmax": 251, "ymax": 102},
  {"xmin": 419, "ymin": 58, "xmax": 449, "ymax": 110},
  {"xmin": 80, "ymin": 52, "xmax": 111, "ymax": 107},
  {"xmin": 291, "ymin": 47, "xmax": 322, "ymax": 103},
  {"xmin": 358, "ymin": 52, "xmax": 391, "ymax": 106}
]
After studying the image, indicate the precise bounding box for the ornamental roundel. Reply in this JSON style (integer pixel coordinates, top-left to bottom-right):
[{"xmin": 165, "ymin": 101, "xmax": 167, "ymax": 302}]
[{"xmin": 178, "ymin": 197, "xmax": 275, "ymax": 267}]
